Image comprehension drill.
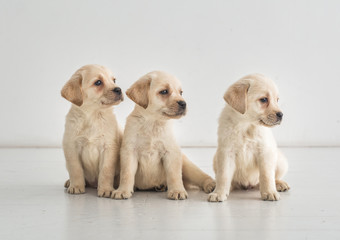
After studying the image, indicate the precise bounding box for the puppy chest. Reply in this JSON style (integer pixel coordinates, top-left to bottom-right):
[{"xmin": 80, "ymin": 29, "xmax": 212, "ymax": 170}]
[
  {"xmin": 77, "ymin": 137, "xmax": 113, "ymax": 184},
  {"xmin": 77, "ymin": 122, "xmax": 117, "ymax": 153},
  {"xmin": 231, "ymin": 140, "xmax": 260, "ymax": 187},
  {"xmin": 235, "ymin": 140, "xmax": 259, "ymax": 168},
  {"xmin": 137, "ymin": 146, "xmax": 165, "ymax": 170},
  {"xmin": 135, "ymin": 138, "xmax": 167, "ymax": 160},
  {"xmin": 79, "ymin": 116, "xmax": 117, "ymax": 142},
  {"xmin": 134, "ymin": 141, "xmax": 167, "ymax": 189}
]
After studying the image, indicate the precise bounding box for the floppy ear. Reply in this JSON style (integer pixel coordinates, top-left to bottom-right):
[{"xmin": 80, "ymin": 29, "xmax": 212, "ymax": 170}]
[
  {"xmin": 223, "ymin": 81, "xmax": 250, "ymax": 114},
  {"xmin": 61, "ymin": 71, "xmax": 83, "ymax": 106},
  {"xmin": 126, "ymin": 75, "xmax": 151, "ymax": 109}
]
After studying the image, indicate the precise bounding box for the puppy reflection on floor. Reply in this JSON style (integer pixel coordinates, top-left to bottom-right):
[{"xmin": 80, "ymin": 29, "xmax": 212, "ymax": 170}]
[
  {"xmin": 61, "ymin": 64, "xmax": 123, "ymax": 198},
  {"xmin": 112, "ymin": 71, "xmax": 216, "ymax": 200},
  {"xmin": 208, "ymin": 74, "xmax": 290, "ymax": 202}
]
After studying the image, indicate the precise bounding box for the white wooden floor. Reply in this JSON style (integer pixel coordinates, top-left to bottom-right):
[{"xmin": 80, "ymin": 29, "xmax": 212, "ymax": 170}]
[{"xmin": 0, "ymin": 147, "xmax": 339, "ymax": 240}]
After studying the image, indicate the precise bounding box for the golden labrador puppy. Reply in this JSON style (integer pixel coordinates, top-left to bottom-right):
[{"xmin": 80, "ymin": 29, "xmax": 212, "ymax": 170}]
[
  {"xmin": 61, "ymin": 64, "xmax": 123, "ymax": 197},
  {"xmin": 112, "ymin": 71, "xmax": 216, "ymax": 200},
  {"xmin": 208, "ymin": 74, "xmax": 290, "ymax": 202}
]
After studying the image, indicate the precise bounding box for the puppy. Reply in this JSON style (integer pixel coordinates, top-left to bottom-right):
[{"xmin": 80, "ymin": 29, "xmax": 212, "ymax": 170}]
[
  {"xmin": 61, "ymin": 64, "xmax": 123, "ymax": 197},
  {"xmin": 208, "ymin": 74, "xmax": 290, "ymax": 202},
  {"xmin": 112, "ymin": 71, "xmax": 215, "ymax": 200}
]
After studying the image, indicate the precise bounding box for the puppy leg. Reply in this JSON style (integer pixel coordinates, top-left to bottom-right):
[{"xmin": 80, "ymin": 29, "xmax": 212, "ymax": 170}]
[
  {"xmin": 97, "ymin": 147, "xmax": 119, "ymax": 198},
  {"xmin": 163, "ymin": 151, "xmax": 188, "ymax": 200},
  {"xmin": 64, "ymin": 146, "xmax": 85, "ymax": 194},
  {"xmin": 259, "ymin": 150, "xmax": 280, "ymax": 201},
  {"xmin": 182, "ymin": 154, "xmax": 216, "ymax": 193},
  {"xmin": 64, "ymin": 179, "xmax": 91, "ymax": 188},
  {"xmin": 112, "ymin": 149, "xmax": 137, "ymax": 200},
  {"xmin": 275, "ymin": 150, "xmax": 290, "ymax": 192},
  {"xmin": 208, "ymin": 150, "xmax": 235, "ymax": 202}
]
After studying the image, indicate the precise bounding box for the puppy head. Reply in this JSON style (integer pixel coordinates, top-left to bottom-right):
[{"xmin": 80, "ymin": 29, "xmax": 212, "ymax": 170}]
[
  {"xmin": 224, "ymin": 74, "xmax": 283, "ymax": 127},
  {"xmin": 126, "ymin": 71, "xmax": 186, "ymax": 119},
  {"xmin": 61, "ymin": 64, "xmax": 123, "ymax": 108}
]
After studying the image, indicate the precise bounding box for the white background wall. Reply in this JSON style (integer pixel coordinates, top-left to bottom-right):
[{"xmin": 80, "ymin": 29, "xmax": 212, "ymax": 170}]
[{"xmin": 1, "ymin": 0, "xmax": 339, "ymax": 147}]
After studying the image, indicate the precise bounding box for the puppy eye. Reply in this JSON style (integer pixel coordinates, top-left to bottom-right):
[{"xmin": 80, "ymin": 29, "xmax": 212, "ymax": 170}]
[
  {"xmin": 94, "ymin": 80, "xmax": 102, "ymax": 86},
  {"xmin": 180, "ymin": 91, "xmax": 183, "ymax": 96},
  {"xmin": 159, "ymin": 90, "xmax": 168, "ymax": 95},
  {"xmin": 277, "ymin": 98, "xmax": 279, "ymax": 102},
  {"xmin": 113, "ymin": 78, "xmax": 116, "ymax": 83},
  {"xmin": 259, "ymin": 98, "xmax": 268, "ymax": 103}
]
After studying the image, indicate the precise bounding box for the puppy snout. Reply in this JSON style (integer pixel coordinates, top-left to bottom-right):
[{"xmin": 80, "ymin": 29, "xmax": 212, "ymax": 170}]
[
  {"xmin": 112, "ymin": 87, "xmax": 122, "ymax": 95},
  {"xmin": 177, "ymin": 101, "xmax": 186, "ymax": 109},
  {"xmin": 276, "ymin": 112, "xmax": 283, "ymax": 120}
]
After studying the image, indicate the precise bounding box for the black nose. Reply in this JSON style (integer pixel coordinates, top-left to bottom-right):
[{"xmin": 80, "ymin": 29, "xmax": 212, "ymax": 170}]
[
  {"xmin": 112, "ymin": 87, "xmax": 122, "ymax": 95},
  {"xmin": 177, "ymin": 101, "xmax": 186, "ymax": 109},
  {"xmin": 276, "ymin": 112, "xmax": 283, "ymax": 120}
]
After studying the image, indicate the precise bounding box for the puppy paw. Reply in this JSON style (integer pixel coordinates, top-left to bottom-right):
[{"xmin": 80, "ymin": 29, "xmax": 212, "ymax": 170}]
[
  {"xmin": 203, "ymin": 178, "xmax": 216, "ymax": 193},
  {"xmin": 261, "ymin": 191, "xmax": 280, "ymax": 201},
  {"xmin": 111, "ymin": 189, "xmax": 133, "ymax": 200},
  {"xmin": 64, "ymin": 179, "xmax": 70, "ymax": 188},
  {"xmin": 97, "ymin": 187, "xmax": 114, "ymax": 198},
  {"xmin": 208, "ymin": 192, "xmax": 227, "ymax": 202},
  {"xmin": 154, "ymin": 184, "xmax": 167, "ymax": 192},
  {"xmin": 167, "ymin": 189, "xmax": 188, "ymax": 200},
  {"xmin": 67, "ymin": 185, "xmax": 85, "ymax": 194},
  {"xmin": 276, "ymin": 180, "xmax": 290, "ymax": 192}
]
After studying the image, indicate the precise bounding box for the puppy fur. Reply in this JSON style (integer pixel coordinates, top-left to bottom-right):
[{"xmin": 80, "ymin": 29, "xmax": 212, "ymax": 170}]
[
  {"xmin": 61, "ymin": 64, "xmax": 123, "ymax": 197},
  {"xmin": 208, "ymin": 74, "xmax": 290, "ymax": 202},
  {"xmin": 112, "ymin": 71, "xmax": 216, "ymax": 200}
]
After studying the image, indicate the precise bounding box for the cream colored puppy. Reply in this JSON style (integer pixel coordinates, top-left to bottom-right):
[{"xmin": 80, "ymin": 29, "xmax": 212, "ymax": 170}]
[
  {"xmin": 61, "ymin": 64, "xmax": 123, "ymax": 197},
  {"xmin": 112, "ymin": 71, "xmax": 216, "ymax": 200},
  {"xmin": 208, "ymin": 74, "xmax": 290, "ymax": 202}
]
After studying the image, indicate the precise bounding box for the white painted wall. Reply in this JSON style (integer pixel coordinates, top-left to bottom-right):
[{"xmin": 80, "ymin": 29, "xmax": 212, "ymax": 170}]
[{"xmin": 1, "ymin": 0, "xmax": 339, "ymax": 147}]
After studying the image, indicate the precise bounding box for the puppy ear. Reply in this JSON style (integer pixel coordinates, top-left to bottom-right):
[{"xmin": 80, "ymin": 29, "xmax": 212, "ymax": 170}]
[
  {"xmin": 224, "ymin": 81, "xmax": 250, "ymax": 114},
  {"xmin": 61, "ymin": 71, "xmax": 83, "ymax": 106},
  {"xmin": 126, "ymin": 75, "xmax": 151, "ymax": 109}
]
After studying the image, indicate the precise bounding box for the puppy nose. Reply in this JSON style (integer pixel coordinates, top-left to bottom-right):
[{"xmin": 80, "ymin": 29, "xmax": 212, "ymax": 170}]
[
  {"xmin": 112, "ymin": 87, "xmax": 122, "ymax": 95},
  {"xmin": 276, "ymin": 112, "xmax": 283, "ymax": 120},
  {"xmin": 177, "ymin": 101, "xmax": 186, "ymax": 109}
]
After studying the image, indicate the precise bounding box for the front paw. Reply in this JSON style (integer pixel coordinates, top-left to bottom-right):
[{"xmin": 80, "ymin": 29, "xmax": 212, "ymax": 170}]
[
  {"xmin": 276, "ymin": 180, "xmax": 290, "ymax": 192},
  {"xmin": 97, "ymin": 187, "xmax": 114, "ymax": 198},
  {"xmin": 167, "ymin": 189, "xmax": 188, "ymax": 200},
  {"xmin": 203, "ymin": 178, "xmax": 216, "ymax": 193},
  {"xmin": 208, "ymin": 191, "xmax": 227, "ymax": 202},
  {"xmin": 261, "ymin": 190, "xmax": 280, "ymax": 201},
  {"xmin": 111, "ymin": 189, "xmax": 133, "ymax": 200},
  {"xmin": 67, "ymin": 185, "xmax": 85, "ymax": 194}
]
